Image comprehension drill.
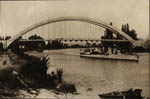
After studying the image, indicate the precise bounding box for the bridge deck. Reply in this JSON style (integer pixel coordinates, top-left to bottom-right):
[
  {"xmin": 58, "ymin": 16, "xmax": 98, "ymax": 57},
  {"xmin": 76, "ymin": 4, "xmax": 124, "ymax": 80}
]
[{"xmin": 18, "ymin": 39, "xmax": 129, "ymax": 42}]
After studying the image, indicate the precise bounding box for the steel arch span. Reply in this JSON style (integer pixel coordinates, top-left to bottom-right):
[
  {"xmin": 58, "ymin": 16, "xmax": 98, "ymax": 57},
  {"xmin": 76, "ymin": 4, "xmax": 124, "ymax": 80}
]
[{"xmin": 5, "ymin": 16, "xmax": 139, "ymax": 49}]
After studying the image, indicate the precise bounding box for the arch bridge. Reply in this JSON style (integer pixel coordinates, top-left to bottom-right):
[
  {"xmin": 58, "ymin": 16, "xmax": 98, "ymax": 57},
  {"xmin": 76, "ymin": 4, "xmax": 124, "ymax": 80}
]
[{"xmin": 3, "ymin": 17, "xmax": 140, "ymax": 49}]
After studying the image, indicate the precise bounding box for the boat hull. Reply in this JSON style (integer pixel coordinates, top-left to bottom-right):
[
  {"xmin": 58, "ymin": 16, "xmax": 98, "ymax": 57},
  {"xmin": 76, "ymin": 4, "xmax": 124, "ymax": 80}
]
[
  {"xmin": 98, "ymin": 88, "xmax": 143, "ymax": 99},
  {"xmin": 80, "ymin": 54, "xmax": 138, "ymax": 61}
]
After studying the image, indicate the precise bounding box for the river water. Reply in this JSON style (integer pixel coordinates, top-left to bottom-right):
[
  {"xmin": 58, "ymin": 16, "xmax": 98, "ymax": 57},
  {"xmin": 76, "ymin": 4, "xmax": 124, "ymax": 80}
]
[{"xmin": 27, "ymin": 49, "xmax": 149, "ymax": 98}]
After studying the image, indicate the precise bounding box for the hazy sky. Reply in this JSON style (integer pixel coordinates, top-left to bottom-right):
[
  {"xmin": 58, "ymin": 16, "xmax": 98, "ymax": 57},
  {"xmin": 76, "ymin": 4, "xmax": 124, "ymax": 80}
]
[{"xmin": 0, "ymin": 0, "xmax": 149, "ymax": 39}]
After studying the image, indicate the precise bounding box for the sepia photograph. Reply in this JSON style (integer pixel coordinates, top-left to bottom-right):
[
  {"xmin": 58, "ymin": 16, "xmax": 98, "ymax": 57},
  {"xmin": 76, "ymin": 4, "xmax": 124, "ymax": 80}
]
[{"xmin": 0, "ymin": 0, "xmax": 149, "ymax": 98}]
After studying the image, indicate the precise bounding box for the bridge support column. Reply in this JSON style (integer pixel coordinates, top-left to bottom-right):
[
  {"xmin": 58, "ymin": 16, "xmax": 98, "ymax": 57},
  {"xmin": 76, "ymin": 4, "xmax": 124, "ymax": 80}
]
[{"xmin": 3, "ymin": 41, "xmax": 7, "ymax": 49}]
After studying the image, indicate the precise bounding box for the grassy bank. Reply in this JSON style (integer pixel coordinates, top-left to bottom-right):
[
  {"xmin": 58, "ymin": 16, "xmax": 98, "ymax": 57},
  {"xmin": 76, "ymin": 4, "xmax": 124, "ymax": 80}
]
[{"xmin": 0, "ymin": 51, "xmax": 76, "ymax": 98}]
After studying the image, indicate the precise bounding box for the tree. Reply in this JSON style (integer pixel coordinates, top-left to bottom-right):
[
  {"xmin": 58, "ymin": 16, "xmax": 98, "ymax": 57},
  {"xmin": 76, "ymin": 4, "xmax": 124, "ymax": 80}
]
[
  {"xmin": 5, "ymin": 36, "xmax": 11, "ymax": 40},
  {"xmin": 121, "ymin": 25, "xmax": 124, "ymax": 32},
  {"xmin": 130, "ymin": 29, "xmax": 138, "ymax": 40},
  {"xmin": 28, "ymin": 34, "xmax": 43, "ymax": 40},
  {"xmin": 51, "ymin": 40, "xmax": 64, "ymax": 49},
  {"xmin": 126, "ymin": 23, "xmax": 129, "ymax": 32},
  {"xmin": 121, "ymin": 23, "xmax": 138, "ymax": 40},
  {"xmin": 23, "ymin": 34, "xmax": 45, "ymax": 50}
]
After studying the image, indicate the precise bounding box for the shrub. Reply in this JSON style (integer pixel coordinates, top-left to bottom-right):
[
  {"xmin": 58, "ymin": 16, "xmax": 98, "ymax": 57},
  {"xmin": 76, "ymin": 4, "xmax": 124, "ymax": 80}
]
[
  {"xmin": 20, "ymin": 56, "xmax": 49, "ymax": 78},
  {"xmin": 56, "ymin": 68, "xmax": 64, "ymax": 83},
  {"xmin": 0, "ymin": 52, "xmax": 77, "ymax": 97},
  {"xmin": 19, "ymin": 55, "xmax": 49, "ymax": 88},
  {"xmin": 0, "ymin": 68, "xmax": 25, "ymax": 90},
  {"xmin": 58, "ymin": 83, "xmax": 77, "ymax": 93},
  {"xmin": 45, "ymin": 74, "xmax": 58, "ymax": 88}
]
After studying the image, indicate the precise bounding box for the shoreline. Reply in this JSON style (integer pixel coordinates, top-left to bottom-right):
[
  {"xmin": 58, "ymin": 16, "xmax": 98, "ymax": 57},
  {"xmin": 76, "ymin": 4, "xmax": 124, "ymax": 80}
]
[
  {"xmin": 0, "ymin": 50, "xmax": 149, "ymax": 98},
  {"xmin": 26, "ymin": 49, "xmax": 149, "ymax": 98}
]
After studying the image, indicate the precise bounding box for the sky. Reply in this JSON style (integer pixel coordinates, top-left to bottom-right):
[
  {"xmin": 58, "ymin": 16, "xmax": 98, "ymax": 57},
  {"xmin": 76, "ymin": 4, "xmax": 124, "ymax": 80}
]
[{"xmin": 0, "ymin": 0, "xmax": 149, "ymax": 39}]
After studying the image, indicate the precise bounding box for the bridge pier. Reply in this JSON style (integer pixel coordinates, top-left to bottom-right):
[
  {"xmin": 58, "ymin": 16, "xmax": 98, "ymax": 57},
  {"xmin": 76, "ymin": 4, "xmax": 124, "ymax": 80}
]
[{"xmin": 3, "ymin": 41, "xmax": 7, "ymax": 49}]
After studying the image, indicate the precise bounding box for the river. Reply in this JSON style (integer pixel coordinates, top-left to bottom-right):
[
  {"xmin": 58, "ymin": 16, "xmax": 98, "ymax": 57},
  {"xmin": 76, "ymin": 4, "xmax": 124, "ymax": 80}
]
[{"xmin": 26, "ymin": 49, "xmax": 149, "ymax": 98}]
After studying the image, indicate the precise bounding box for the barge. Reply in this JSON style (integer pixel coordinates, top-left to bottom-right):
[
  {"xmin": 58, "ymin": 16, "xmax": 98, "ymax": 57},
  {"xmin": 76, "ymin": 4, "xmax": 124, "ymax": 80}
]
[
  {"xmin": 80, "ymin": 48, "xmax": 139, "ymax": 61},
  {"xmin": 80, "ymin": 54, "xmax": 138, "ymax": 61}
]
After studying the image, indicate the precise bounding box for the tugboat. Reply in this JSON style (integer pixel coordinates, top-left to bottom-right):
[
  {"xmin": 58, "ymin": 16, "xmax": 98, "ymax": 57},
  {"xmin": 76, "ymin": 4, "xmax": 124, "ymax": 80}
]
[{"xmin": 99, "ymin": 88, "xmax": 143, "ymax": 99}]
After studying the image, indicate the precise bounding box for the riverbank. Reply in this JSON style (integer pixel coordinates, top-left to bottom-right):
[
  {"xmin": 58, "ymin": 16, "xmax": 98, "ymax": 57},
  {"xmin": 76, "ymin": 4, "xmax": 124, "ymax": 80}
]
[
  {"xmin": 0, "ymin": 53, "xmax": 98, "ymax": 98},
  {"xmin": 0, "ymin": 49, "xmax": 149, "ymax": 98},
  {"xmin": 26, "ymin": 49, "xmax": 149, "ymax": 98},
  {"xmin": 0, "ymin": 52, "xmax": 78, "ymax": 98}
]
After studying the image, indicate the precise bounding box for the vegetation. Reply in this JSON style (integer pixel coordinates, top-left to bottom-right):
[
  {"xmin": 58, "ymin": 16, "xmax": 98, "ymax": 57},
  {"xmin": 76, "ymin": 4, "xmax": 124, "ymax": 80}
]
[
  {"xmin": 20, "ymin": 55, "xmax": 49, "ymax": 87},
  {"xmin": 0, "ymin": 35, "xmax": 12, "ymax": 52},
  {"xmin": 0, "ymin": 42, "xmax": 4, "ymax": 52},
  {"xmin": 121, "ymin": 23, "xmax": 138, "ymax": 40},
  {"xmin": 56, "ymin": 68, "xmax": 64, "ymax": 83},
  {"xmin": 116, "ymin": 23, "xmax": 140, "ymax": 52},
  {"xmin": 20, "ymin": 53, "xmax": 77, "ymax": 93},
  {"xmin": 0, "ymin": 67, "xmax": 27, "ymax": 97},
  {"xmin": 0, "ymin": 52, "xmax": 76, "ymax": 97},
  {"xmin": 143, "ymin": 38, "xmax": 150, "ymax": 52},
  {"xmin": 28, "ymin": 34, "xmax": 45, "ymax": 50},
  {"xmin": 46, "ymin": 40, "xmax": 64, "ymax": 49},
  {"xmin": 58, "ymin": 83, "xmax": 77, "ymax": 93},
  {"xmin": 3, "ymin": 34, "xmax": 99, "ymax": 52},
  {"xmin": 18, "ymin": 34, "xmax": 45, "ymax": 51},
  {"xmin": 0, "ymin": 36, "xmax": 11, "ymax": 40},
  {"xmin": 0, "ymin": 68, "xmax": 22, "ymax": 89},
  {"xmin": 5, "ymin": 36, "xmax": 11, "ymax": 40}
]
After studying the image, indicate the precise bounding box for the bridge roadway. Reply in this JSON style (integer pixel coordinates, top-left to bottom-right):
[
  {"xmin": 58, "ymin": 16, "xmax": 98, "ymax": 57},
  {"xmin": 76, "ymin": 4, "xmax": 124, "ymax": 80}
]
[{"xmin": 18, "ymin": 38, "xmax": 129, "ymax": 42}]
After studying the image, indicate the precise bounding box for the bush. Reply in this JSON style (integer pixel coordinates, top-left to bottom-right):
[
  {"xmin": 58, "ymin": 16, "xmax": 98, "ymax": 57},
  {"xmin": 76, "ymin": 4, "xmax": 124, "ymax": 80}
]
[
  {"xmin": 56, "ymin": 68, "xmax": 64, "ymax": 83},
  {"xmin": 0, "ymin": 52, "xmax": 77, "ymax": 97},
  {"xmin": 19, "ymin": 55, "xmax": 49, "ymax": 87},
  {"xmin": 0, "ymin": 68, "xmax": 22, "ymax": 90},
  {"xmin": 58, "ymin": 83, "xmax": 77, "ymax": 93},
  {"xmin": 20, "ymin": 56, "xmax": 49, "ymax": 77}
]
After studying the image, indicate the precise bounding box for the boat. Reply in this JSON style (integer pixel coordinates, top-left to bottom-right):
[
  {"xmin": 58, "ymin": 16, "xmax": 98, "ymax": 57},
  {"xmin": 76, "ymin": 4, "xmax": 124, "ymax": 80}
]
[
  {"xmin": 80, "ymin": 48, "xmax": 139, "ymax": 61},
  {"xmin": 99, "ymin": 88, "xmax": 143, "ymax": 99},
  {"xmin": 80, "ymin": 54, "xmax": 138, "ymax": 61}
]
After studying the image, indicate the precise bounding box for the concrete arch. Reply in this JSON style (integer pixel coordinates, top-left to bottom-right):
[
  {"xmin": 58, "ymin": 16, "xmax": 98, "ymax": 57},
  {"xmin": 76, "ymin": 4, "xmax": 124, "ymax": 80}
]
[{"xmin": 5, "ymin": 16, "xmax": 137, "ymax": 49}]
